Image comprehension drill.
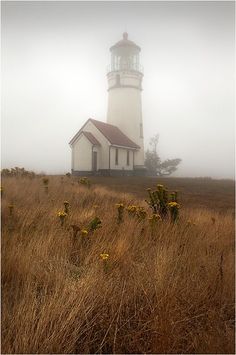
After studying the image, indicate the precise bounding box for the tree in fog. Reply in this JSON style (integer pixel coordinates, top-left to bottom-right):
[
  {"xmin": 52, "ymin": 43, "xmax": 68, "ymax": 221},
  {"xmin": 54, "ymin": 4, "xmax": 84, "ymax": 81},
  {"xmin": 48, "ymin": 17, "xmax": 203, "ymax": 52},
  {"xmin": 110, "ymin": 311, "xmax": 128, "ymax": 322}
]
[{"xmin": 145, "ymin": 134, "xmax": 181, "ymax": 176}]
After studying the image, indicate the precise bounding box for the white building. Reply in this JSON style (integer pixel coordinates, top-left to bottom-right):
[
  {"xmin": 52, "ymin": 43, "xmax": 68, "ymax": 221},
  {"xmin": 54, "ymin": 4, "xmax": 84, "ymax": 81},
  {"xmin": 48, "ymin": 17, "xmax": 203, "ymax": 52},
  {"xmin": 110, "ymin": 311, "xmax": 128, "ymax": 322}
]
[{"xmin": 69, "ymin": 33, "xmax": 146, "ymax": 176}]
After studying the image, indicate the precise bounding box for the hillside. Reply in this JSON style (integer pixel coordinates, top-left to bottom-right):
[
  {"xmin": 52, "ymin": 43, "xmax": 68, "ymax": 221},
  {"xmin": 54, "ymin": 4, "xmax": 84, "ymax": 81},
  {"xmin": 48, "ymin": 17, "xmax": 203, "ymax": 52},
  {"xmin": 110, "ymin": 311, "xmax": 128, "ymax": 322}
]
[
  {"xmin": 88, "ymin": 176, "xmax": 235, "ymax": 213},
  {"xmin": 1, "ymin": 176, "xmax": 235, "ymax": 354}
]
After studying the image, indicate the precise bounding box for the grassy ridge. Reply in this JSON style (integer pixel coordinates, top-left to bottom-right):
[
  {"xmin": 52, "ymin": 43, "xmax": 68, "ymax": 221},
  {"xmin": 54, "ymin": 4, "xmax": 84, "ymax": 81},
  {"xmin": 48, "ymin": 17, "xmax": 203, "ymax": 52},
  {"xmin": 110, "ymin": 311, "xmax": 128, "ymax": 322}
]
[
  {"xmin": 1, "ymin": 176, "xmax": 235, "ymax": 354},
  {"xmin": 88, "ymin": 176, "xmax": 235, "ymax": 213}
]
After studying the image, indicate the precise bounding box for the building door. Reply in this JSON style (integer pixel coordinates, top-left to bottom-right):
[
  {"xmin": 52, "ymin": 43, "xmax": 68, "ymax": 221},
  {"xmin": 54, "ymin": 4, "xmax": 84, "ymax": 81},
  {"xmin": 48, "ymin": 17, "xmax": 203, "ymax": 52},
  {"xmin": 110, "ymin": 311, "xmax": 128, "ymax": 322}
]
[{"xmin": 92, "ymin": 151, "xmax": 97, "ymax": 171}]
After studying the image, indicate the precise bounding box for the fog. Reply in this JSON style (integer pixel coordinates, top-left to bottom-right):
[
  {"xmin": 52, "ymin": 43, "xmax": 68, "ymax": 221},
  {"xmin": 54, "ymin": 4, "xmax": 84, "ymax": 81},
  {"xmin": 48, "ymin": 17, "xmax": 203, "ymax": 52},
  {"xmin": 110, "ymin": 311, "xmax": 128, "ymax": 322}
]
[{"xmin": 1, "ymin": 1, "xmax": 235, "ymax": 178}]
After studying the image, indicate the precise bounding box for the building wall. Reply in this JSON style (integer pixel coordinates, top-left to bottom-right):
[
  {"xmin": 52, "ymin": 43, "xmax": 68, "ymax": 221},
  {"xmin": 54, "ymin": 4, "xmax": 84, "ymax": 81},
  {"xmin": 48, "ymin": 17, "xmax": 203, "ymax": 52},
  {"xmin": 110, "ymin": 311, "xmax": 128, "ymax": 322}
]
[
  {"xmin": 72, "ymin": 134, "xmax": 92, "ymax": 171},
  {"xmin": 110, "ymin": 147, "xmax": 133, "ymax": 170},
  {"xmin": 82, "ymin": 121, "xmax": 110, "ymax": 169},
  {"xmin": 71, "ymin": 120, "xmax": 142, "ymax": 173},
  {"xmin": 72, "ymin": 121, "xmax": 111, "ymax": 171},
  {"xmin": 107, "ymin": 72, "xmax": 145, "ymax": 166}
]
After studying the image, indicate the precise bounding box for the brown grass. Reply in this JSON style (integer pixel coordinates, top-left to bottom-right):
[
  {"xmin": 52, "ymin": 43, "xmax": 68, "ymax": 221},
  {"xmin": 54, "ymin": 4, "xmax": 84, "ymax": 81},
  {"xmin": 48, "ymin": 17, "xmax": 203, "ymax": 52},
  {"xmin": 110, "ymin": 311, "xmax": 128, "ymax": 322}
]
[
  {"xmin": 1, "ymin": 176, "xmax": 235, "ymax": 354},
  {"xmin": 88, "ymin": 176, "xmax": 235, "ymax": 214}
]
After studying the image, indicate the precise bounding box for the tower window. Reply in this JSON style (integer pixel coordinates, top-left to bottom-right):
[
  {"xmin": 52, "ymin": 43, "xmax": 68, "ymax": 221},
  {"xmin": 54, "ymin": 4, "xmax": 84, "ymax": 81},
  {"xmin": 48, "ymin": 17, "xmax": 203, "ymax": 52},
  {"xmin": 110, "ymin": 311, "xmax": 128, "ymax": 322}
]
[
  {"xmin": 140, "ymin": 123, "xmax": 143, "ymax": 138},
  {"xmin": 116, "ymin": 74, "xmax": 120, "ymax": 86},
  {"xmin": 127, "ymin": 150, "xmax": 130, "ymax": 166},
  {"xmin": 115, "ymin": 148, "xmax": 119, "ymax": 165}
]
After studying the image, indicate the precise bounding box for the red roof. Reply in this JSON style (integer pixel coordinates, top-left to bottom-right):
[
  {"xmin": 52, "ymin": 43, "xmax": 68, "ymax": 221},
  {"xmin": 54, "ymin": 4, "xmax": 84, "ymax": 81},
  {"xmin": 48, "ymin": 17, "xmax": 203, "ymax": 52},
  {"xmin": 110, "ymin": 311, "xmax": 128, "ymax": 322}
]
[
  {"xmin": 90, "ymin": 119, "xmax": 140, "ymax": 149},
  {"xmin": 83, "ymin": 131, "xmax": 101, "ymax": 146},
  {"xmin": 69, "ymin": 118, "xmax": 140, "ymax": 149}
]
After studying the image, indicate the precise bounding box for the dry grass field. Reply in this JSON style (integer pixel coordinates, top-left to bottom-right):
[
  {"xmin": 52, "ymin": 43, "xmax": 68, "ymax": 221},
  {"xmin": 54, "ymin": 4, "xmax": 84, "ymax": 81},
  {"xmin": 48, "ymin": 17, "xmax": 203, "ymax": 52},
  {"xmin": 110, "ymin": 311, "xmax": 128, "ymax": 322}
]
[
  {"xmin": 89, "ymin": 176, "xmax": 235, "ymax": 214},
  {"xmin": 1, "ymin": 175, "xmax": 235, "ymax": 354}
]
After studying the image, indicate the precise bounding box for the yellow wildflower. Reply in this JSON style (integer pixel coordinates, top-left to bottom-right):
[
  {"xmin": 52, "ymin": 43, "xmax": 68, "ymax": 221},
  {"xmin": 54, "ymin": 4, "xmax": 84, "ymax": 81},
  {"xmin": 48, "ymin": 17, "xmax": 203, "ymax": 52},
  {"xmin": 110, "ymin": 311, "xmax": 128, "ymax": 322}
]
[
  {"xmin": 100, "ymin": 253, "xmax": 109, "ymax": 260},
  {"xmin": 168, "ymin": 202, "xmax": 180, "ymax": 208},
  {"xmin": 81, "ymin": 229, "xmax": 88, "ymax": 236},
  {"xmin": 57, "ymin": 211, "xmax": 67, "ymax": 226},
  {"xmin": 58, "ymin": 211, "xmax": 67, "ymax": 217},
  {"xmin": 127, "ymin": 205, "xmax": 137, "ymax": 212},
  {"xmin": 149, "ymin": 213, "xmax": 161, "ymax": 221},
  {"xmin": 115, "ymin": 203, "xmax": 124, "ymax": 208}
]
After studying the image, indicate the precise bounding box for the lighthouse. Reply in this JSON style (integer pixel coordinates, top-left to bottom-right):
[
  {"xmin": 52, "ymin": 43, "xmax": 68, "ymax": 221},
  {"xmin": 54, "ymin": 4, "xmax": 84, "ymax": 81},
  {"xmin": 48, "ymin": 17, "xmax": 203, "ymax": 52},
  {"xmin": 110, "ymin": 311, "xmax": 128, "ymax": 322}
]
[
  {"xmin": 106, "ymin": 32, "xmax": 145, "ymax": 171},
  {"xmin": 70, "ymin": 33, "xmax": 146, "ymax": 176}
]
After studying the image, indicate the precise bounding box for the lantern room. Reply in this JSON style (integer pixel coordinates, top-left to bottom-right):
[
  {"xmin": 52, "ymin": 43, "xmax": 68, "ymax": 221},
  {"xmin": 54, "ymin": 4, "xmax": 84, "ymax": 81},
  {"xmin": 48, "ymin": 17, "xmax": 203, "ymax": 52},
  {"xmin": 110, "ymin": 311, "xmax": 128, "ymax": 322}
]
[{"xmin": 108, "ymin": 32, "xmax": 143, "ymax": 73}]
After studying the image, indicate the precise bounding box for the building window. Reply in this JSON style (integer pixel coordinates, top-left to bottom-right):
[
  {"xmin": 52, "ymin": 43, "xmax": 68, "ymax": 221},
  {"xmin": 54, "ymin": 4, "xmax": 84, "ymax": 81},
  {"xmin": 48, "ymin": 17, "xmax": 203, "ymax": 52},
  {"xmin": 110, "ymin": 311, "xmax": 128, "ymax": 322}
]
[
  {"xmin": 115, "ymin": 148, "xmax": 119, "ymax": 165},
  {"xmin": 127, "ymin": 150, "xmax": 130, "ymax": 166}
]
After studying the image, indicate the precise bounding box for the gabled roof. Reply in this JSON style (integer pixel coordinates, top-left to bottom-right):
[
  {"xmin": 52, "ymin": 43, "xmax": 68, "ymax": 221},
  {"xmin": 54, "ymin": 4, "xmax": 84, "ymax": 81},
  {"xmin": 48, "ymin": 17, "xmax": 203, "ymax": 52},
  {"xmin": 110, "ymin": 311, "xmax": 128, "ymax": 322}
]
[
  {"xmin": 90, "ymin": 119, "xmax": 140, "ymax": 149},
  {"xmin": 82, "ymin": 131, "xmax": 101, "ymax": 146},
  {"xmin": 69, "ymin": 118, "xmax": 140, "ymax": 150}
]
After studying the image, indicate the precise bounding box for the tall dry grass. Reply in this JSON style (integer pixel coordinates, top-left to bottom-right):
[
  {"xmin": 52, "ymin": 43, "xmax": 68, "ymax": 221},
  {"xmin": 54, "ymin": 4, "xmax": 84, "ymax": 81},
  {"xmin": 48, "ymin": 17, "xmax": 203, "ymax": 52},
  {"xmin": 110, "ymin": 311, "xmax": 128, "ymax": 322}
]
[{"xmin": 1, "ymin": 176, "xmax": 235, "ymax": 354}]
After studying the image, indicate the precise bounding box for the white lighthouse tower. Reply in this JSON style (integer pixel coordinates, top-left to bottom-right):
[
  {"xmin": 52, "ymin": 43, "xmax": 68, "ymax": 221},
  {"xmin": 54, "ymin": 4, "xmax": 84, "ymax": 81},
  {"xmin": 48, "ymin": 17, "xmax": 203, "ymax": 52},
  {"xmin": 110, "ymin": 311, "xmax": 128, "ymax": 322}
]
[
  {"xmin": 70, "ymin": 33, "xmax": 147, "ymax": 176},
  {"xmin": 107, "ymin": 32, "xmax": 146, "ymax": 172}
]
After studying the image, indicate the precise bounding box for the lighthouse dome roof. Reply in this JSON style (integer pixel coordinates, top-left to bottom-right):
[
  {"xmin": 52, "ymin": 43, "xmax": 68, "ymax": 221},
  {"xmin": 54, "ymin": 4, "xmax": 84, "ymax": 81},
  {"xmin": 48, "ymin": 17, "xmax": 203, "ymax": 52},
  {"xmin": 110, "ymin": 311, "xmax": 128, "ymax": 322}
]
[{"xmin": 110, "ymin": 32, "xmax": 141, "ymax": 52}]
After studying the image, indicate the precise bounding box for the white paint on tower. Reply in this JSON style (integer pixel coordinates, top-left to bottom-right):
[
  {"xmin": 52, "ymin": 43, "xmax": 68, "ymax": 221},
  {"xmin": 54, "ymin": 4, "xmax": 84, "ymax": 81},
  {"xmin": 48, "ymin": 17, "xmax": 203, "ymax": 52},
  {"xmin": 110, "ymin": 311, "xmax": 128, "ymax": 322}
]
[{"xmin": 107, "ymin": 32, "xmax": 145, "ymax": 168}]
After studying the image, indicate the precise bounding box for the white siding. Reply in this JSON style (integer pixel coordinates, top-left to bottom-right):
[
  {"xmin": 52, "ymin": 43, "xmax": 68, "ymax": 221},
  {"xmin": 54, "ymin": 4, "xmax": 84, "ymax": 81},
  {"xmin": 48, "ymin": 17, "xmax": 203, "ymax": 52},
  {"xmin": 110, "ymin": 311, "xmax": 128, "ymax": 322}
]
[
  {"xmin": 81, "ymin": 121, "xmax": 110, "ymax": 169},
  {"xmin": 71, "ymin": 120, "xmax": 139, "ymax": 172},
  {"xmin": 110, "ymin": 147, "xmax": 133, "ymax": 170},
  {"xmin": 72, "ymin": 135, "xmax": 92, "ymax": 171}
]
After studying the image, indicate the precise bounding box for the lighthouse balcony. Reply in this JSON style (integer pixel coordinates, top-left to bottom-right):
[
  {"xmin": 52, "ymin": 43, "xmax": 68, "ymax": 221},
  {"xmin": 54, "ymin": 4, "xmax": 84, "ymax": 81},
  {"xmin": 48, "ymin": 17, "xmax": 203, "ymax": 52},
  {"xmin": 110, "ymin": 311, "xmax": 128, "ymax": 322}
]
[{"xmin": 107, "ymin": 63, "xmax": 143, "ymax": 74}]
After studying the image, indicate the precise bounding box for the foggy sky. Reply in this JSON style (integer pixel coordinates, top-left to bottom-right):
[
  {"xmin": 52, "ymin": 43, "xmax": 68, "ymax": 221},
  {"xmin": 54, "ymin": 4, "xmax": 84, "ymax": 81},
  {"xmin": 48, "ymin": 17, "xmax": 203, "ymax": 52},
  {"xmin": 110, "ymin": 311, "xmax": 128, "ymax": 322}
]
[{"xmin": 1, "ymin": 1, "xmax": 235, "ymax": 178}]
